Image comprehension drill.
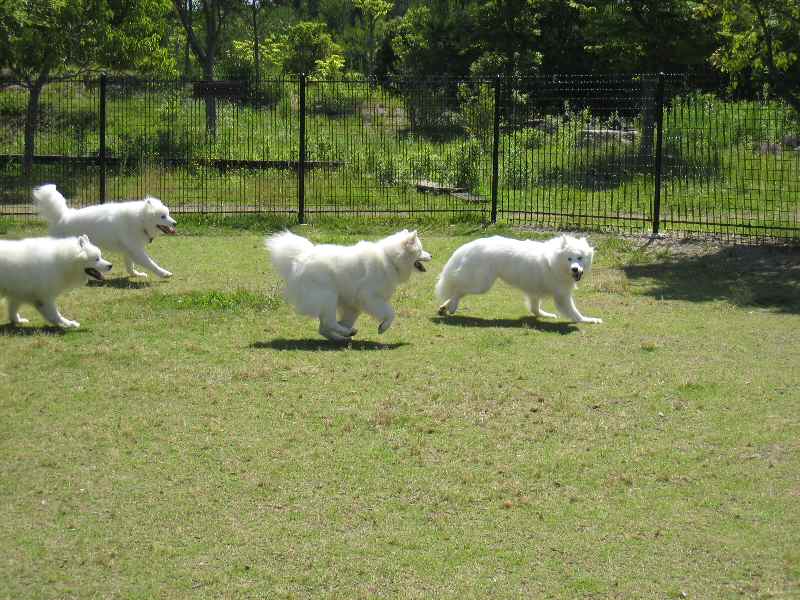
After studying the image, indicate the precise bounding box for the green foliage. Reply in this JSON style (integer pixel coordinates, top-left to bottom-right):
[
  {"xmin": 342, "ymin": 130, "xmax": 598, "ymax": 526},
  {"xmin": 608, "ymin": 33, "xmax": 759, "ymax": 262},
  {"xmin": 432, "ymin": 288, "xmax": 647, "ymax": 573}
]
[
  {"xmin": 704, "ymin": 0, "xmax": 800, "ymax": 113},
  {"xmin": 283, "ymin": 21, "xmax": 343, "ymax": 75}
]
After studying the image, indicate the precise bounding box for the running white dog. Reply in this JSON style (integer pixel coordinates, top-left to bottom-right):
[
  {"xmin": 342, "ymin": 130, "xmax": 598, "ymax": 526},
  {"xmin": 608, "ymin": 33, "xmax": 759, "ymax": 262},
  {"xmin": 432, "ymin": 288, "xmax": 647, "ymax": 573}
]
[
  {"xmin": 265, "ymin": 229, "xmax": 432, "ymax": 341},
  {"xmin": 32, "ymin": 184, "xmax": 177, "ymax": 279},
  {"xmin": 0, "ymin": 235, "xmax": 113, "ymax": 328},
  {"xmin": 436, "ymin": 234, "xmax": 602, "ymax": 323}
]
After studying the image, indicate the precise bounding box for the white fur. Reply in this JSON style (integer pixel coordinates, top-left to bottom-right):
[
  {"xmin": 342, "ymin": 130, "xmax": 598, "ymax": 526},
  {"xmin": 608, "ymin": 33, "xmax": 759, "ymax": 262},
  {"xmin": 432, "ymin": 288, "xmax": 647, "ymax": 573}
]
[
  {"xmin": 435, "ymin": 234, "xmax": 602, "ymax": 324},
  {"xmin": 0, "ymin": 235, "xmax": 113, "ymax": 328},
  {"xmin": 265, "ymin": 229, "xmax": 432, "ymax": 341},
  {"xmin": 32, "ymin": 184, "xmax": 177, "ymax": 278}
]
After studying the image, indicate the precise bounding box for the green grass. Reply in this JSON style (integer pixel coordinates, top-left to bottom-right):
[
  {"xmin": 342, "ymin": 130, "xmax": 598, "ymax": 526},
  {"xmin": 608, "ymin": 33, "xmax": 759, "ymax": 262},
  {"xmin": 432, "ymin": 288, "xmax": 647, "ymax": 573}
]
[{"xmin": 1, "ymin": 222, "xmax": 799, "ymax": 598}]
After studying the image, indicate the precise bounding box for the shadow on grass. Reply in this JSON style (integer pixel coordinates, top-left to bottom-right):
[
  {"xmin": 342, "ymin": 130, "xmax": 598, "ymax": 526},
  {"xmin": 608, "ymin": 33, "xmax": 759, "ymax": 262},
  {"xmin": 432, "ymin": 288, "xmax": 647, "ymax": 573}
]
[
  {"xmin": 431, "ymin": 315, "xmax": 578, "ymax": 334},
  {"xmin": 88, "ymin": 277, "xmax": 152, "ymax": 289},
  {"xmin": 0, "ymin": 323, "xmax": 67, "ymax": 336},
  {"xmin": 251, "ymin": 338, "xmax": 409, "ymax": 351},
  {"xmin": 624, "ymin": 244, "xmax": 800, "ymax": 313}
]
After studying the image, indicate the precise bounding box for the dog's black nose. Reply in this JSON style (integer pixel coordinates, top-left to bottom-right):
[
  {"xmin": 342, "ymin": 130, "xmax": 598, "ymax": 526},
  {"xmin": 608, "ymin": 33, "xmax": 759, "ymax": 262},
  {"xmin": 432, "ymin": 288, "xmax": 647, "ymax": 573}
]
[
  {"xmin": 572, "ymin": 266, "xmax": 579, "ymax": 273},
  {"xmin": 108, "ymin": 264, "xmax": 113, "ymax": 269}
]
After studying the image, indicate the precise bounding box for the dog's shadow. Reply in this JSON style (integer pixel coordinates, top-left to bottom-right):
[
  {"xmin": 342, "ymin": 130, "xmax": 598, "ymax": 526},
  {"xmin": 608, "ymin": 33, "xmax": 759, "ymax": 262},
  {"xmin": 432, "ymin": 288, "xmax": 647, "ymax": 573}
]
[
  {"xmin": 88, "ymin": 277, "xmax": 152, "ymax": 289},
  {"xmin": 431, "ymin": 314, "xmax": 577, "ymax": 334},
  {"xmin": 0, "ymin": 323, "xmax": 70, "ymax": 336},
  {"xmin": 250, "ymin": 338, "xmax": 409, "ymax": 351}
]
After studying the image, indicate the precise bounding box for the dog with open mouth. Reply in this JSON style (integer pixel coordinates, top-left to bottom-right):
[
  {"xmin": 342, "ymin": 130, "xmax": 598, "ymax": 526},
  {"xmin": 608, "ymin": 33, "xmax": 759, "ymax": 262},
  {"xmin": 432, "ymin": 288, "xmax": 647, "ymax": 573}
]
[
  {"xmin": 266, "ymin": 229, "xmax": 432, "ymax": 341},
  {"xmin": 33, "ymin": 184, "xmax": 177, "ymax": 279},
  {"xmin": 0, "ymin": 235, "xmax": 113, "ymax": 329},
  {"xmin": 436, "ymin": 234, "xmax": 602, "ymax": 324}
]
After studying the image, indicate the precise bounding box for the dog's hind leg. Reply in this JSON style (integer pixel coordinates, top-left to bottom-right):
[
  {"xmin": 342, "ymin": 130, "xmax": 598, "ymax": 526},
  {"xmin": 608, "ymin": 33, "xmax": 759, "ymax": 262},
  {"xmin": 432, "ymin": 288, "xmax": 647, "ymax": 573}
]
[
  {"xmin": 7, "ymin": 299, "xmax": 29, "ymax": 325},
  {"xmin": 126, "ymin": 247, "xmax": 172, "ymax": 279},
  {"xmin": 125, "ymin": 256, "xmax": 149, "ymax": 278},
  {"xmin": 525, "ymin": 295, "xmax": 557, "ymax": 319},
  {"xmin": 554, "ymin": 293, "xmax": 602, "ymax": 324},
  {"xmin": 35, "ymin": 300, "xmax": 79, "ymax": 329}
]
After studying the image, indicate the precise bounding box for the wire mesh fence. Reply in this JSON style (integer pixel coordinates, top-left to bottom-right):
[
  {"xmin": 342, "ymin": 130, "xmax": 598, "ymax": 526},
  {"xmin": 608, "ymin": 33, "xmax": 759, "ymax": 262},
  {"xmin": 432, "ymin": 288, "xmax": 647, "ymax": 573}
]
[{"xmin": 1, "ymin": 74, "xmax": 798, "ymax": 242}]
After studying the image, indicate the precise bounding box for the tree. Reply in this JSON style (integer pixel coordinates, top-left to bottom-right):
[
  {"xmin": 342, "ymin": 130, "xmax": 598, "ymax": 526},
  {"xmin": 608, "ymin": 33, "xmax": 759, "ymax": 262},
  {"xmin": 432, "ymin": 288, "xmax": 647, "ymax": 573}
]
[
  {"xmin": 353, "ymin": 0, "xmax": 393, "ymax": 77},
  {"xmin": 576, "ymin": 0, "xmax": 718, "ymax": 73},
  {"xmin": 172, "ymin": 0, "xmax": 242, "ymax": 134},
  {"xmin": 0, "ymin": 0, "xmax": 174, "ymax": 177},
  {"xmin": 283, "ymin": 21, "xmax": 341, "ymax": 75},
  {"xmin": 704, "ymin": 0, "xmax": 800, "ymax": 113},
  {"xmin": 468, "ymin": 0, "xmax": 544, "ymax": 80}
]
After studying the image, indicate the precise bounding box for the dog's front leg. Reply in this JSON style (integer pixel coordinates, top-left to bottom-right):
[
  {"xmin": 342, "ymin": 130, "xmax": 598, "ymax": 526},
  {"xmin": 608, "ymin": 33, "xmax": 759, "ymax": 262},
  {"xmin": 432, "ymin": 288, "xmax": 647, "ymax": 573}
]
[
  {"xmin": 7, "ymin": 299, "xmax": 29, "ymax": 325},
  {"xmin": 337, "ymin": 304, "xmax": 360, "ymax": 337},
  {"xmin": 126, "ymin": 247, "xmax": 172, "ymax": 278},
  {"xmin": 35, "ymin": 300, "xmax": 79, "ymax": 329},
  {"xmin": 124, "ymin": 257, "xmax": 149, "ymax": 278},
  {"xmin": 554, "ymin": 293, "xmax": 602, "ymax": 324},
  {"xmin": 362, "ymin": 296, "xmax": 395, "ymax": 334}
]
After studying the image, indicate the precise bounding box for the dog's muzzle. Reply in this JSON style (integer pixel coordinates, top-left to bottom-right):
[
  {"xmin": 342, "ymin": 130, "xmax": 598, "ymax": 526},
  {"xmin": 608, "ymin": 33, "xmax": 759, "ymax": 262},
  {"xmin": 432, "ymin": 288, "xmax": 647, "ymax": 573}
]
[
  {"xmin": 157, "ymin": 224, "xmax": 177, "ymax": 235},
  {"xmin": 85, "ymin": 267, "xmax": 105, "ymax": 281},
  {"xmin": 414, "ymin": 260, "xmax": 427, "ymax": 272},
  {"xmin": 571, "ymin": 267, "xmax": 583, "ymax": 281}
]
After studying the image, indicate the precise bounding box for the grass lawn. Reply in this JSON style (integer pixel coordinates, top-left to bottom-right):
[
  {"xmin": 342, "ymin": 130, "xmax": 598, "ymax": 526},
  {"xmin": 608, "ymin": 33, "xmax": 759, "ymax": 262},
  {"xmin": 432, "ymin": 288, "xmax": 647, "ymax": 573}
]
[{"xmin": 1, "ymin": 219, "xmax": 799, "ymax": 599}]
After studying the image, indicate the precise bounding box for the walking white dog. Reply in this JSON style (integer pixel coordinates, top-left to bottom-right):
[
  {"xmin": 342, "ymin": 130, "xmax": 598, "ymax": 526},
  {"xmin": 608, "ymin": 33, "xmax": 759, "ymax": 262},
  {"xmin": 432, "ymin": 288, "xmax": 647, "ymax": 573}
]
[
  {"xmin": 265, "ymin": 229, "xmax": 432, "ymax": 341},
  {"xmin": 436, "ymin": 234, "xmax": 602, "ymax": 323},
  {"xmin": 32, "ymin": 184, "xmax": 177, "ymax": 278},
  {"xmin": 0, "ymin": 235, "xmax": 113, "ymax": 328}
]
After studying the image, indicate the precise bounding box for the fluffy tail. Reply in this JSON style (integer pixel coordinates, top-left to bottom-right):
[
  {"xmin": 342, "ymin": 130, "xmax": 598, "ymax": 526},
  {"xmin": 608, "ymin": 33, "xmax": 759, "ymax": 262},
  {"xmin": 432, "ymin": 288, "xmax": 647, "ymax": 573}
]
[
  {"xmin": 264, "ymin": 230, "xmax": 314, "ymax": 280},
  {"xmin": 435, "ymin": 263, "xmax": 455, "ymax": 302},
  {"xmin": 32, "ymin": 184, "xmax": 70, "ymax": 224}
]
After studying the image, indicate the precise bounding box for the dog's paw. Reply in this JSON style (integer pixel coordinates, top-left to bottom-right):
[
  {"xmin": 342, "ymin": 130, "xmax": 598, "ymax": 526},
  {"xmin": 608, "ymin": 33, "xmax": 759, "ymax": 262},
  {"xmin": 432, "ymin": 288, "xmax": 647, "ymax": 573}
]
[
  {"xmin": 12, "ymin": 317, "xmax": 30, "ymax": 325},
  {"xmin": 62, "ymin": 320, "xmax": 81, "ymax": 329},
  {"xmin": 437, "ymin": 304, "xmax": 449, "ymax": 316},
  {"xmin": 130, "ymin": 270, "xmax": 148, "ymax": 278},
  {"xmin": 582, "ymin": 317, "xmax": 603, "ymax": 324},
  {"xmin": 158, "ymin": 271, "xmax": 173, "ymax": 279}
]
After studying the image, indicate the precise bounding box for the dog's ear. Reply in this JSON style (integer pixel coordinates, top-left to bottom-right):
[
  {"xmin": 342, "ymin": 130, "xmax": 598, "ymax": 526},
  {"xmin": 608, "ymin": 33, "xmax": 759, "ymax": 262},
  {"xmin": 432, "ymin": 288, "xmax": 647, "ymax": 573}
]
[
  {"xmin": 404, "ymin": 230, "xmax": 418, "ymax": 247},
  {"xmin": 560, "ymin": 234, "xmax": 568, "ymax": 248},
  {"xmin": 78, "ymin": 234, "xmax": 88, "ymax": 248}
]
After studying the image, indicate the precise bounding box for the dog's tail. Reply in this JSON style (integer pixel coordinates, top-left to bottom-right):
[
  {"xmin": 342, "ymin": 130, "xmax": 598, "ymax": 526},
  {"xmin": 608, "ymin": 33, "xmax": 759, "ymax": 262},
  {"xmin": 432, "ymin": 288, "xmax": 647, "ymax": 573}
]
[
  {"xmin": 434, "ymin": 263, "xmax": 455, "ymax": 302},
  {"xmin": 32, "ymin": 184, "xmax": 70, "ymax": 224},
  {"xmin": 264, "ymin": 230, "xmax": 314, "ymax": 280}
]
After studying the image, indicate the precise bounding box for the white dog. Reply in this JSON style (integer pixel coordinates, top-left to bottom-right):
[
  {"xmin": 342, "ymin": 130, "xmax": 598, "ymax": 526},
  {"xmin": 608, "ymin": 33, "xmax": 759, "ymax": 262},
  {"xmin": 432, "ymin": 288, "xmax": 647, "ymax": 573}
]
[
  {"xmin": 436, "ymin": 234, "xmax": 602, "ymax": 323},
  {"xmin": 265, "ymin": 229, "xmax": 432, "ymax": 341},
  {"xmin": 0, "ymin": 235, "xmax": 113, "ymax": 328},
  {"xmin": 32, "ymin": 184, "xmax": 177, "ymax": 279}
]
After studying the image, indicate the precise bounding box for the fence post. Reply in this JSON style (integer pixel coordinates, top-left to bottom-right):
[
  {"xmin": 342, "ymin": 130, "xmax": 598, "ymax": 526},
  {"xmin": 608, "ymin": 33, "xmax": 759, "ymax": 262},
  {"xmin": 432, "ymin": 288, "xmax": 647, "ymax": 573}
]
[
  {"xmin": 298, "ymin": 73, "xmax": 306, "ymax": 224},
  {"xmin": 652, "ymin": 72, "xmax": 665, "ymax": 236},
  {"xmin": 490, "ymin": 76, "xmax": 501, "ymax": 224},
  {"xmin": 99, "ymin": 73, "xmax": 107, "ymax": 204}
]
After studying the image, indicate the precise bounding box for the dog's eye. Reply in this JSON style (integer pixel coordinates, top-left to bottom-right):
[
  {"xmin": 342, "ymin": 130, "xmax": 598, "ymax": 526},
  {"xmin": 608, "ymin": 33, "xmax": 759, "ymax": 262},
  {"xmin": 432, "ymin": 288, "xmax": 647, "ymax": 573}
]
[
  {"xmin": 577, "ymin": 256, "xmax": 583, "ymax": 260},
  {"xmin": 161, "ymin": 215, "xmax": 166, "ymax": 219},
  {"xmin": 95, "ymin": 257, "xmax": 100, "ymax": 262}
]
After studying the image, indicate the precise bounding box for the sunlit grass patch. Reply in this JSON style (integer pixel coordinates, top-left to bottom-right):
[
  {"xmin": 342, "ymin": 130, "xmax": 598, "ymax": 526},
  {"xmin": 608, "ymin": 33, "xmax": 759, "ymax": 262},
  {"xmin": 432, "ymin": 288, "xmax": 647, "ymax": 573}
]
[{"xmin": 149, "ymin": 288, "xmax": 282, "ymax": 312}]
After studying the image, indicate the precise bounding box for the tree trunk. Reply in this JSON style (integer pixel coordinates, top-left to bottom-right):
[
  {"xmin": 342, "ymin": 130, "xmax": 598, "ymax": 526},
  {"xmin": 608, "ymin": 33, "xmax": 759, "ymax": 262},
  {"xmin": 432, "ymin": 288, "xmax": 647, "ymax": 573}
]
[
  {"xmin": 252, "ymin": 1, "xmax": 260, "ymax": 84},
  {"xmin": 23, "ymin": 79, "xmax": 46, "ymax": 179},
  {"xmin": 203, "ymin": 61, "xmax": 217, "ymax": 137},
  {"xmin": 638, "ymin": 77, "xmax": 657, "ymax": 167}
]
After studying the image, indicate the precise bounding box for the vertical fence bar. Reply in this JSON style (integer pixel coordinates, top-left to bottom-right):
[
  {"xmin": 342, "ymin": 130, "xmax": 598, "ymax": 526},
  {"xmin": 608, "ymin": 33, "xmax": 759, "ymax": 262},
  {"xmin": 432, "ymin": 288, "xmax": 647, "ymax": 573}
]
[
  {"xmin": 298, "ymin": 73, "xmax": 306, "ymax": 224},
  {"xmin": 99, "ymin": 73, "xmax": 107, "ymax": 204},
  {"xmin": 652, "ymin": 72, "xmax": 665, "ymax": 235},
  {"xmin": 490, "ymin": 76, "xmax": 501, "ymax": 223}
]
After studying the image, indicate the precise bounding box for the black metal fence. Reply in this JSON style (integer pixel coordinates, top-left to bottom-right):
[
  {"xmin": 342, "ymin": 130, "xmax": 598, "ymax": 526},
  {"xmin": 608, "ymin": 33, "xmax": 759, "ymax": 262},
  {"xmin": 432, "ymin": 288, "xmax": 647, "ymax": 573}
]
[{"xmin": 1, "ymin": 74, "xmax": 798, "ymax": 242}]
